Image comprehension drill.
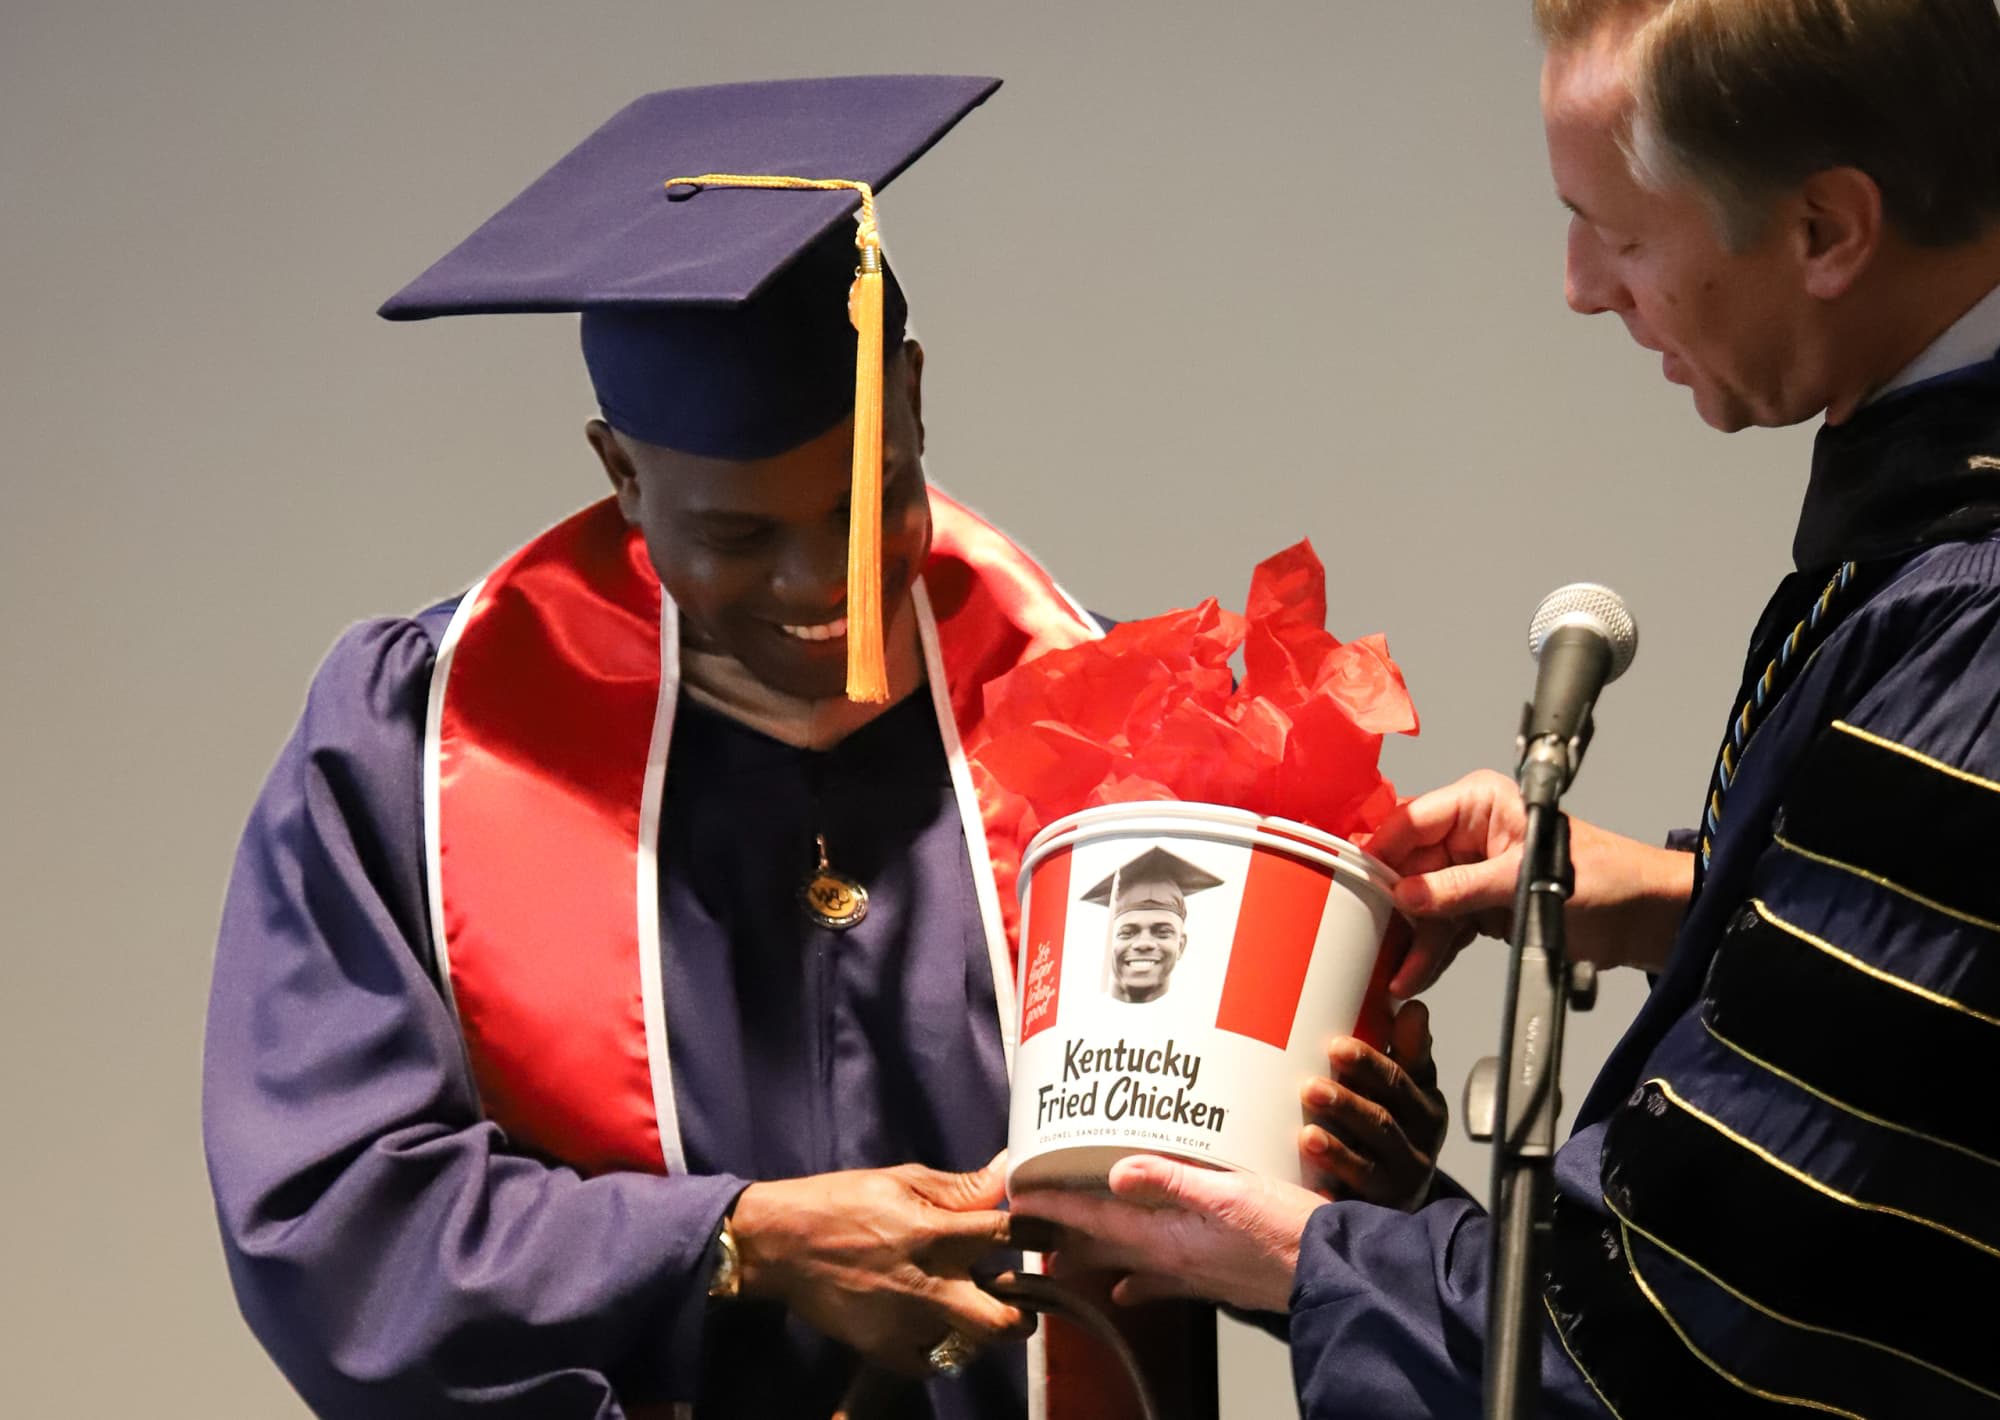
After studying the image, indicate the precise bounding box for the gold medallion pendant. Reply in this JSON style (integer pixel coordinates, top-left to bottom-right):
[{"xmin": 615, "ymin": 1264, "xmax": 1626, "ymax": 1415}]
[{"xmin": 801, "ymin": 833, "xmax": 869, "ymax": 930}]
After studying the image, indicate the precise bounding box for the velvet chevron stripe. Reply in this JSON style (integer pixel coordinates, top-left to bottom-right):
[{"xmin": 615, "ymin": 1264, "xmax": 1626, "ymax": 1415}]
[
  {"xmin": 1600, "ymin": 1081, "xmax": 2000, "ymax": 1392},
  {"xmin": 1620, "ymin": 1220, "xmax": 2000, "ymax": 1416},
  {"xmin": 1702, "ymin": 902, "xmax": 2000, "ymax": 1166},
  {"xmin": 1547, "ymin": 1192, "xmax": 2000, "ymax": 1418},
  {"xmin": 1777, "ymin": 718, "xmax": 2000, "ymax": 930},
  {"xmin": 1544, "ymin": 1196, "xmax": 1807, "ymax": 1418}
]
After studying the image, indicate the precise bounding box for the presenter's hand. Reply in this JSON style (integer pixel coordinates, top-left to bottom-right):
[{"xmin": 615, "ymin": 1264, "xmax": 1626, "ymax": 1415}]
[
  {"xmin": 1300, "ymin": 1000, "xmax": 1445, "ymax": 1210},
  {"xmin": 730, "ymin": 1158, "xmax": 1034, "ymax": 1375},
  {"xmin": 1366, "ymin": 770, "xmax": 1693, "ymax": 993},
  {"xmin": 1011, "ymin": 1155, "xmax": 1321, "ymax": 1315}
]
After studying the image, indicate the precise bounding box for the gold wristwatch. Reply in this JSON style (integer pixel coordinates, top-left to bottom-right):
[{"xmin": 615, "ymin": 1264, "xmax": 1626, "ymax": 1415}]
[{"xmin": 707, "ymin": 1214, "xmax": 742, "ymax": 1299}]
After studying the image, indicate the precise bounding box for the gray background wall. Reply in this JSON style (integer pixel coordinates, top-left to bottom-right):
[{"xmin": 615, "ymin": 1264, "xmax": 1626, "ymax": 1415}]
[{"xmin": 2, "ymin": 1, "xmax": 1813, "ymax": 1413}]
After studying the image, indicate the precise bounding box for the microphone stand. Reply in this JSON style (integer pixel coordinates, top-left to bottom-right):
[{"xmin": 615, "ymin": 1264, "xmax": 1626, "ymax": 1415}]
[{"xmin": 1469, "ymin": 722, "xmax": 1597, "ymax": 1420}]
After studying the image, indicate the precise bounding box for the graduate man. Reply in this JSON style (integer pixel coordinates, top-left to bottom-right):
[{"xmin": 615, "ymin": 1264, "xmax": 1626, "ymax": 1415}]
[
  {"xmin": 202, "ymin": 75, "xmax": 1448, "ymax": 1420},
  {"xmin": 1015, "ymin": 3, "xmax": 2000, "ymax": 1416}
]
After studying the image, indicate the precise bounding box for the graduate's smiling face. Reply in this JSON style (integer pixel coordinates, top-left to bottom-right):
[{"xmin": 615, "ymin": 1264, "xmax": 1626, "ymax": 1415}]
[
  {"xmin": 1542, "ymin": 25, "xmax": 1837, "ymax": 431},
  {"xmin": 1110, "ymin": 909, "xmax": 1186, "ymax": 1002},
  {"xmin": 593, "ymin": 342, "xmax": 931, "ymax": 702}
]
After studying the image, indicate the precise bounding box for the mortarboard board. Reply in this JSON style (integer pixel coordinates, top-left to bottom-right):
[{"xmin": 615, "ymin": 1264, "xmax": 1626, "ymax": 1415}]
[
  {"xmin": 1081, "ymin": 847, "xmax": 1226, "ymax": 919},
  {"xmin": 377, "ymin": 74, "xmax": 1001, "ymax": 701}
]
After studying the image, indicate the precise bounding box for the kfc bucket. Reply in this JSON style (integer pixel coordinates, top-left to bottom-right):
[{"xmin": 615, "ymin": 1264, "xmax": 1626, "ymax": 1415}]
[{"xmin": 1005, "ymin": 801, "xmax": 1407, "ymax": 1194}]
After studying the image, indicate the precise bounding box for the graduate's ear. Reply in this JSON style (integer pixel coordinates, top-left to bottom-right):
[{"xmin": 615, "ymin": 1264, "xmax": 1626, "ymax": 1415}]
[
  {"xmin": 586, "ymin": 419, "xmax": 642, "ymax": 525},
  {"xmin": 900, "ymin": 338, "xmax": 926, "ymax": 457}
]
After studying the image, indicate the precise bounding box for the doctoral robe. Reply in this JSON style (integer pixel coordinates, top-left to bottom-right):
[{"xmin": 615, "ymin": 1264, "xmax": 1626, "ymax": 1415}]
[{"xmin": 1290, "ymin": 357, "xmax": 2000, "ymax": 1419}]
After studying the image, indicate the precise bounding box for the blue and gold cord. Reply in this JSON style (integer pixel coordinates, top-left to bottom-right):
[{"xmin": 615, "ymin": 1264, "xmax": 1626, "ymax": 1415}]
[{"xmin": 1696, "ymin": 561, "xmax": 1859, "ymax": 880}]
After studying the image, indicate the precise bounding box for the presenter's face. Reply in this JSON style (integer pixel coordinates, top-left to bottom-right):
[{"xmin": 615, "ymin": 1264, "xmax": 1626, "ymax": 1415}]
[
  {"xmin": 1541, "ymin": 30, "xmax": 1813, "ymax": 431},
  {"xmin": 1111, "ymin": 909, "xmax": 1186, "ymax": 1000},
  {"xmin": 595, "ymin": 342, "xmax": 930, "ymax": 701}
]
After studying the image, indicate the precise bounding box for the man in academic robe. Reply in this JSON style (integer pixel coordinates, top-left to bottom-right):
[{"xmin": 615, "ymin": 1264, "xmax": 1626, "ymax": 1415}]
[
  {"xmin": 201, "ymin": 76, "xmax": 1449, "ymax": 1420},
  {"xmin": 1014, "ymin": 3, "xmax": 2000, "ymax": 1416}
]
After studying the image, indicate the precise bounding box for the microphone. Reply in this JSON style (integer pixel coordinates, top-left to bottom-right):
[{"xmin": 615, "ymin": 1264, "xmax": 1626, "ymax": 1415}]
[{"xmin": 1516, "ymin": 583, "xmax": 1638, "ymax": 807}]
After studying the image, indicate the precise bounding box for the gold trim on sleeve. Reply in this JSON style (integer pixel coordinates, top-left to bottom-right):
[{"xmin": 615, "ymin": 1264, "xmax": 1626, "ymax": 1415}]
[
  {"xmin": 1649, "ymin": 1076, "xmax": 2000, "ymax": 1260},
  {"xmin": 1700, "ymin": 1017, "xmax": 2000, "ymax": 1172},
  {"xmin": 1749, "ymin": 901, "xmax": 2000, "ymax": 1025},
  {"xmin": 1831, "ymin": 719, "xmax": 2000, "ymax": 796},
  {"xmin": 1772, "ymin": 834, "xmax": 2000, "ymax": 935},
  {"xmin": 1617, "ymin": 1221, "xmax": 1869, "ymax": 1419},
  {"xmin": 1540, "ymin": 1293, "xmax": 1632, "ymax": 1420},
  {"xmin": 1609, "ymin": 1186, "xmax": 2000, "ymax": 1404}
]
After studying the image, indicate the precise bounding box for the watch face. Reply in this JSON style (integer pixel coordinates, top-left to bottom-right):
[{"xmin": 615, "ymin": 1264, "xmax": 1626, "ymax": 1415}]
[{"xmin": 709, "ymin": 1219, "xmax": 741, "ymax": 1298}]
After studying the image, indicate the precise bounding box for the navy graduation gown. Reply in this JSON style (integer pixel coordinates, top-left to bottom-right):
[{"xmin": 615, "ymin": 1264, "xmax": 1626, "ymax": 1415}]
[
  {"xmin": 204, "ymin": 602, "xmax": 1024, "ymax": 1418},
  {"xmin": 1289, "ymin": 360, "xmax": 2000, "ymax": 1418}
]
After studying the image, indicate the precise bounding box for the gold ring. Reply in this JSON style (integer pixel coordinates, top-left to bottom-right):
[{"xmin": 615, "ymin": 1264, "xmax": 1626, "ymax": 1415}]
[{"xmin": 926, "ymin": 1329, "xmax": 975, "ymax": 1377}]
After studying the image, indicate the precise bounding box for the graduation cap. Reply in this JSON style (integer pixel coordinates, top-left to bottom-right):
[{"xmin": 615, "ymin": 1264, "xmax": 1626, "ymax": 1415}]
[
  {"xmin": 378, "ymin": 74, "xmax": 1002, "ymax": 701},
  {"xmin": 1081, "ymin": 846, "xmax": 1226, "ymax": 920}
]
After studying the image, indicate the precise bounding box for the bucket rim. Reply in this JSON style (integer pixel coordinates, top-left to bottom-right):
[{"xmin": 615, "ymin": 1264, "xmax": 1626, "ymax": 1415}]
[{"xmin": 1021, "ymin": 801, "xmax": 1400, "ymax": 898}]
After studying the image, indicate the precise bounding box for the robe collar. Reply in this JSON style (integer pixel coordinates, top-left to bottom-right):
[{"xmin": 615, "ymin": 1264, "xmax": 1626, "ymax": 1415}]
[{"xmin": 1792, "ymin": 350, "xmax": 2000, "ymax": 571}]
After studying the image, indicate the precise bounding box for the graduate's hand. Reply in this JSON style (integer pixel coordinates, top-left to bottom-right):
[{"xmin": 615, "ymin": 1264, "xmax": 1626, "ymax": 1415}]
[
  {"xmin": 1011, "ymin": 1155, "xmax": 1323, "ymax": 1315},
  {"xmin": 729, "ymin": 1157, "xmax": 1035, "ymax": 1375},
  {"xmin": 1366, "ymin": 770, "xmax": 1693, "ymax": 994},
  {"xmin": 1299, "ymin": 1000, "xmax": 1445, "ymax": 1210}
]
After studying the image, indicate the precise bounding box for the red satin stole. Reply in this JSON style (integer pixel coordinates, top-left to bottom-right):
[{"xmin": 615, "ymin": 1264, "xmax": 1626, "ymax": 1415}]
[{"xmin": 427, "ymin": 489, "xmax": 1093, "ymax": 1169}]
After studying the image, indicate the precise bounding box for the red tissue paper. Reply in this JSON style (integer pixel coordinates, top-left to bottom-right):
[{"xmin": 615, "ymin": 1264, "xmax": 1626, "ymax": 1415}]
[{"xmin": 965, "ymin": 540, "xmax": 1419, "ymax": 879}]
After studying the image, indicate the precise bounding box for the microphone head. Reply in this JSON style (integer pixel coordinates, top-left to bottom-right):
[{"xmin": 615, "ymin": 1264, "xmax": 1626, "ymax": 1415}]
[{"xmin": 1528, "ymin": 583, "xmax": 1639, "ymax": 683}]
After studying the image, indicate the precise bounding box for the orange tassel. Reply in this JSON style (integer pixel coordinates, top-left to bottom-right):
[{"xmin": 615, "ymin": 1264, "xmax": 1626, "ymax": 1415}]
[
  {"xmin": 658, "ymin": 173, "xmax": 892, "ymax": 702},
  {"xmin": 844, "ymin": 245, "xmax": 889, "ymax": 703}
]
